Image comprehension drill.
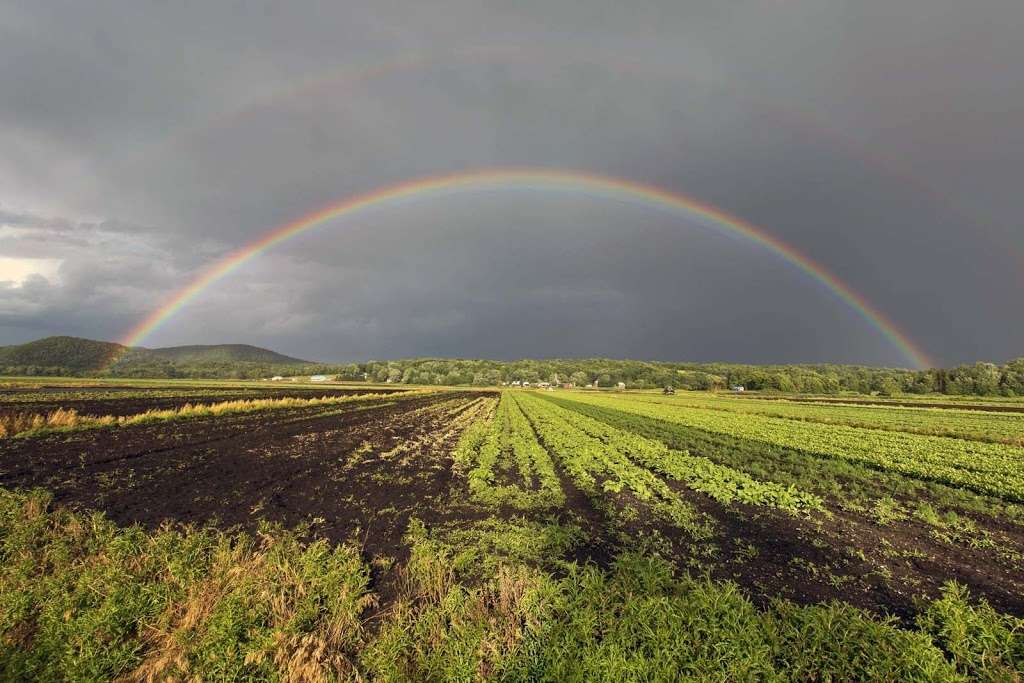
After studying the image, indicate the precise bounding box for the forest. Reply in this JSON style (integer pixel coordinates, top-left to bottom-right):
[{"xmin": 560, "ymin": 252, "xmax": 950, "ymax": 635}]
[{"xmin": 4, "ymin": 354, "xmax": 1023, "ymax": 397}]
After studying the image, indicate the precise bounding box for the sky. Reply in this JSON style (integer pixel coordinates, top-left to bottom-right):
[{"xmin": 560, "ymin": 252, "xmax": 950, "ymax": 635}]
[{"xmin": 0, "ymin": 1, "xmax": 1021, "ymax": 368}]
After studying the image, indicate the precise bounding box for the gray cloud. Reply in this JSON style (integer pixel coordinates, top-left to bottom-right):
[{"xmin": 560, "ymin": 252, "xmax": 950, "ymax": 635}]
[{"xmin": 1, "ymin": 0, "xmax": 1022, "ymax": 366}]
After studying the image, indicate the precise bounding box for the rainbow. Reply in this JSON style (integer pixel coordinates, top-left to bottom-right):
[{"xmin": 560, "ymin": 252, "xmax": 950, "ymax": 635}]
[
  {"xmin": 116, "ymin": 169, "xmax": 933, "ymax": 368},
  {"xmin": 112, "ymin": 44, "xmax": 1012, "ymax": 292}
]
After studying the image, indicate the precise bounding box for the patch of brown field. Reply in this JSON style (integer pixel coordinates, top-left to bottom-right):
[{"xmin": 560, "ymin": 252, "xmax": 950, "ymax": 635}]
[
  {"xmin": 0, "ymin": 392, "xmax": 491, "ymax": 559},
  {"xmin": 0, "ymin": 386, "xmax": 408, "ymax": 418},
  {"xmin": 0, "ymin": 390, "xmax": 410, "ymax": 438}
]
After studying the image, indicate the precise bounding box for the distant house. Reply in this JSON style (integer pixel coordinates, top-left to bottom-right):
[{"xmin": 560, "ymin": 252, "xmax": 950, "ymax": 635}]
[
  {"xmin": 270, "ymin": 376, "xmax": 284, "ymax": 381},
  {"xmin": 731, "ymin": 385, "xmax": 745, "ymax": 392},
  {"xmin": 562, "ymin": 383, "xmax": 574, "ymax": 389},
  {"xmin": 310, "ymin": 375, "xmax": 330, "ymax": 382}
]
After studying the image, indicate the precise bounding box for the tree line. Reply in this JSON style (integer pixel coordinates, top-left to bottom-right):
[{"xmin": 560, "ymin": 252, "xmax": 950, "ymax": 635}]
[{"xmin": 4, "ymin": 356, "xmax": 1023, "ymax": 397}]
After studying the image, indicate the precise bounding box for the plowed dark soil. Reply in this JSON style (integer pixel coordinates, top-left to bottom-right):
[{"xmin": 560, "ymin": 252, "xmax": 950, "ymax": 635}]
[
  {"xmin": 0, "ymin": 386, "xmax": 405, "ymax": 417},
  {"xmin": 0, "ymin": 392, "xmax": 487, "ymax": 560}
]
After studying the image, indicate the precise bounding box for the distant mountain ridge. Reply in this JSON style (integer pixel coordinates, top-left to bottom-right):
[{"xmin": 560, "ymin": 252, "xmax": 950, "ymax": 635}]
[
  {"xmin": 0, "ymin": 336, "xmax": 125, "ymax": 371},
  {"xmin": 0, "ymin": 336, "xmax": 312, "ymax": 370},
  {"xmin": 145, "ymin": 343, "xmax": 311, "ymax": 365}
]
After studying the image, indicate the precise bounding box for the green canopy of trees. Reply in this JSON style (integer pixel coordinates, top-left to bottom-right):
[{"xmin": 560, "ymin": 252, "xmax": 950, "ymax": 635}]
[
  {"xmin": 2, "ymin": 336, "xmax": 1022, "ymax": 397},
  {"xmin": 5, "ymin": 356, "xmax": 1021, "ymax": 397}
]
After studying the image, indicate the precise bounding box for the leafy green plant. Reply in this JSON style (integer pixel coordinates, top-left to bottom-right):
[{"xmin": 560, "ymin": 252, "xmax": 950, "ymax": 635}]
[{"xmin": 562, "ymin": 392, "xmax": 1024, "ymax": 502}]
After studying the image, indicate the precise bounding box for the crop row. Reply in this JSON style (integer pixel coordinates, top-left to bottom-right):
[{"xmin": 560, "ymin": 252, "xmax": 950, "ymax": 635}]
[
  {"xmin": 527, "ymin": 394, "xmax": 821, "ymax": 513},
  {"xmin": 452, "ymin": 394, "xmax": 564, "ymax": 510},
  {"xmin": 512, "ymin": 393, "xmax": 705, "ymax": 534},
  {"xmin": 629, "ymin": 392, "xmax": 1024, "ymax": 445},
  {"xmin": 563, "ymin": 393, "xmax": 1024, "ymax": 502}
]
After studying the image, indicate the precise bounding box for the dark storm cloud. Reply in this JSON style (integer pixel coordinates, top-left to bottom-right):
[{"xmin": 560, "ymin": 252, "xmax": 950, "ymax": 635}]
[{"xmin": 1, "ymin": 1, "xmax": 1021, "ymax": 366}]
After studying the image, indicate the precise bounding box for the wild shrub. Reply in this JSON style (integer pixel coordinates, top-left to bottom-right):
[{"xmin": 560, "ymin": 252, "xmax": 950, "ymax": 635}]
[{"xmin": 916, "ymin": 582, "xmax": 1024, "ymax": 681}]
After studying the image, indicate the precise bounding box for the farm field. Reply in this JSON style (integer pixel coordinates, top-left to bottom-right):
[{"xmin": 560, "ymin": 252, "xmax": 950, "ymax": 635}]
[
  {"xmin": 0, "ymin": 382, "xmax": 407, "ymax": 419},
  {"xmin": 622, "ymin": 391, "xmax": 1024, "ymax": 445},
  {"xmin": 1, "ymin": 383, "xmax": 1023, "ymax": 680},
  {"xmin": 741, "ymin": 392, "xmax": 1024, "ymax": 413}
]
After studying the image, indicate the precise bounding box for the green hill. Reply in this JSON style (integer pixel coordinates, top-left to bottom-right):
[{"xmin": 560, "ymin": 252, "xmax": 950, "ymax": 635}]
[
  {"xmin": 0, "ymin": 336, "xmax": 127, "ymax": 371},
  {"xmin": 0, "ymin": 336, "xmax": 313, "ymax": 374},
  {"xmin": 145, "ymin": 344, "xmax": 311, "ymax": 365}
]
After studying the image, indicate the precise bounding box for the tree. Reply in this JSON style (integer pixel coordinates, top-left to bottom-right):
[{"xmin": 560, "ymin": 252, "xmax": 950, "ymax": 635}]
[{"xmin": 877, "ymin": 377, "xmax": 901, "ymax": 396}]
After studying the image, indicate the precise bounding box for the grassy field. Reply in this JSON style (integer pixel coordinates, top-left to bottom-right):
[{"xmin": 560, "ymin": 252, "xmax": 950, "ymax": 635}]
[{"xmin": 1, "ymin": 382, "xmax": 1022, "ymax": 680}]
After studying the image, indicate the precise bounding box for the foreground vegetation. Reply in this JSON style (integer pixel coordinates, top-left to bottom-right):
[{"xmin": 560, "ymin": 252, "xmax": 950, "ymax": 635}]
[{"xmin": 2, "ymin": 488, "xmax": 1021, "ymax": 681}]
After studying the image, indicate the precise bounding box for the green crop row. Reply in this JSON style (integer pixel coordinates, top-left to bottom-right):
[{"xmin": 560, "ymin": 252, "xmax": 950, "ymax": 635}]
[
  {"xmin": 452, "ymin": 395, "xmax": 564, "ymax": 510},
  {"xmin": 531, "ymin": 395, "xmax": 821, "ymax": 513},
  {"xmin": 563, "ymin": 393, "xmax": 1024, "ymax": 502},
  {"xmin": 513, "ymin": 392, "xmax": 704, "ymax": 534},
  {"xmin": 543, "ymin": 395, "xmax": 1024, "ymax": 523},
  {"xmin": 499, "ymin": 394, "xmax": 566, "ymax": 508},
  {"xmin": 628, "ymin": 392, "xmax": 1024, "ymax": 446}
]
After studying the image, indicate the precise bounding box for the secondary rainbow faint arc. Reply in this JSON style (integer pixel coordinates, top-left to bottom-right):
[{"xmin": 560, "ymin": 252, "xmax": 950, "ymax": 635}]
[{"xmin": 118, "ymin": 169, "xmax": 934, "ymax": 368}]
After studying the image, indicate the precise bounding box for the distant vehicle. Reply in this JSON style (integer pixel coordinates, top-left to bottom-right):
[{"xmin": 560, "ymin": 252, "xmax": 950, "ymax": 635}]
[
  {"xmin": 731, "ymin": 385, "xmax": 746, "ymax": 392},
  {"xmin": 310, "ymin": 375, "xmax": 330, "ymax": 382},
  {"xmin": 663, "ymin": 386, "xmax": 675, "ymax": 395},
  {"xmin": 270, "ymin": 376, "xmax": 284, "ymax": 381}
]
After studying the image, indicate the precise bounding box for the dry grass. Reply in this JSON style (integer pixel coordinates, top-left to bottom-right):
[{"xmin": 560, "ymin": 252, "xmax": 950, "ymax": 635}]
[{"xmin": 0, "ymin": 407, "xmax": 113, "ymax": 437}]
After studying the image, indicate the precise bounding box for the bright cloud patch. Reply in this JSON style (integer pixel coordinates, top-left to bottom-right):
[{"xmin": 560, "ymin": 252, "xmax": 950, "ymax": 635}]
[{"xmin": 0, "ymin": 257, "xmax": 63, "ymax": 286}]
